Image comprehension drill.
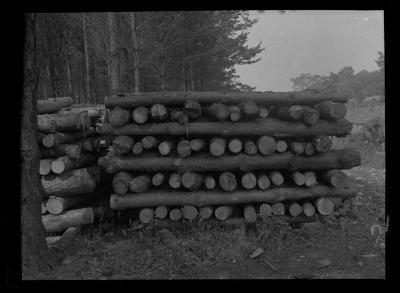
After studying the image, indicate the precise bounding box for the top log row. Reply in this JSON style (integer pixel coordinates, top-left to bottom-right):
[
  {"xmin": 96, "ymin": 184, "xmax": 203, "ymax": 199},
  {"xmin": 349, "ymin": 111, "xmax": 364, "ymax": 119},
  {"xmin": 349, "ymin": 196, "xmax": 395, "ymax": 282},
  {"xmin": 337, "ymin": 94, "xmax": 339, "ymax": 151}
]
[{"xmin": 104, "ymin": 90, "xmax": 348, "ymax": 109}]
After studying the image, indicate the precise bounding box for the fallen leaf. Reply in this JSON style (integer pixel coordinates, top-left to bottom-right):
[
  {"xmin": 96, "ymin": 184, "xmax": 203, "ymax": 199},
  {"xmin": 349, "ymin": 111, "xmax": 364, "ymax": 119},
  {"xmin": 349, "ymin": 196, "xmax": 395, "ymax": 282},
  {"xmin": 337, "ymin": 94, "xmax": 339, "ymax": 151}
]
[{"xmin": 250, "ymin": 247, "xmax": 264, "ymax": 259}]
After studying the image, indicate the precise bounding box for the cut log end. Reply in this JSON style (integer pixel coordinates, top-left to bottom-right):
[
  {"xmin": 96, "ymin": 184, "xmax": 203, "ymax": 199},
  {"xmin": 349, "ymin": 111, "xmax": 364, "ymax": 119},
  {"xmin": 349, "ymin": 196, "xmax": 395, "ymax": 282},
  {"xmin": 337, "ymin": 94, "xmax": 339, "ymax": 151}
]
[
  {"xmin": 276, "ymin": 140, "xmax": 288, "ymax": 153},
  {"xmin": 269, "ymin": 171, "xmax": 284, "ymax": 186},
  {"xmin": 182, "ymin": 205, "xmax": 198, "ymax": 221},
  {"xmin": 244, "ymin": 205, "xmax": 257, "ymax": 223},
  {"xmin": 209, "ymin": 138, "xmax": 226, "ymax": 157},
  {"xmin": 257, "ymin": 174, "xmax": 271, "ymax": 190},
  {"xmin": 271, "ymin": 202, "xmax": 285, "ymax": 216},
  {"xmin": 40, "ymin": 159, "xmax": 53, "ymax": 175},
  {"xmin": 215, "ymin": 205, "xmax": 234, "ymax": 221},
  {"xmin": 289, "ymin": 202, "xmax": 303, "ymax": 217},
  {"xmin": 241, "ymin": 172, "xmax": 257, "ymax": 190},
  {"xmin": 259, "ymin": 203, "xmax": 272, "ymax": 218},
  {"xmin": 315, "ymin": 198, "xmax": 334, "ymax": 215},
  {"xmin": 155, "ymin": 206, "xmax": 169, "ymax": 219},
  {"xmin": 302, "ymin": 202, "xmax": 316, "ymax": 217},
  {"xmin": 169, "ymin": 208, "xmax": 183, "ymax": 221},
  {"xmin": 228, "ymin": 138, "xmax": 243, "ymax": 154},
  {"xmin": 219, "ymin": 172, "xmax": 237, "ymax": 192},
  {"xmin": 139, "ymin": 208, "xmax": 154, "ymax": 224},
  {"xmin": 257, "ymin": 136, "xmax": 277, "ymax": 155},
  {"xmin": 199, "ymin": 206, "xmax": 214, "ymax": 220}
]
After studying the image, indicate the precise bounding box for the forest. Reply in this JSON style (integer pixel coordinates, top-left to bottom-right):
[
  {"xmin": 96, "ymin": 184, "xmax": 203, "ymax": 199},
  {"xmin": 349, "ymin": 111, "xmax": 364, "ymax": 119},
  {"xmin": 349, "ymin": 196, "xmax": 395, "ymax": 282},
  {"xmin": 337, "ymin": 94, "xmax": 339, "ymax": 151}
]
[
  {"xmin": 33, "ymin": 12, "xmax": 264, "ymax": 104},
  {"xmin": 291, "ymin": 51, "xmax": 385, "ymax": 101}
]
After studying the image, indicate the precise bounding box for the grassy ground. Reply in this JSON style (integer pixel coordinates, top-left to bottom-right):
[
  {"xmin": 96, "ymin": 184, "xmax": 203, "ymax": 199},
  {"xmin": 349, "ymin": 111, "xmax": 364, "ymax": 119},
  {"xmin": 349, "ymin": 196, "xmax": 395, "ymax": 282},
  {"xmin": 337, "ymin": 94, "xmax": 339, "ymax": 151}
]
[{"xmin": 36, "ymin": 102, "xmax": 386, "ymax": 279}]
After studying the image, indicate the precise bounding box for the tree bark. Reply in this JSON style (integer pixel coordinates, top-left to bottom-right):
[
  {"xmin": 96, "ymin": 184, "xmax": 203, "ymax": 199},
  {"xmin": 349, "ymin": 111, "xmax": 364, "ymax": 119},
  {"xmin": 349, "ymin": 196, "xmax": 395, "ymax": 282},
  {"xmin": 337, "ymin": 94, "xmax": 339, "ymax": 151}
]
[
  {"xmin": 107, "ymin": 12, "xmax": 119, "ymax": 93},
  {"xmin": 96, "ymin": 118, "xmax": 353, "ymax": 138},
  {"xmin": 42, "ymin": 132, "xmax": 87, "ymax": 148},
  {"xmin": 98, "ymin": 148, "xmax": 361, "ymax": 173},
  {"xmin": 83, "ymin": 13, "xmax": 91, "ymax": 102},
  {"xmin": 41, "ymin": 167, "xmax": 99, "ymax": 198},
  {"xmin": 129, "ymin": 12, "xmax": 140, "ymax": 93},
  {"xmin": 104, "ymin": 90, "xmax": 348, "ymax": 108},
  {"xmin": 42, "ymin": 207, "xmax": 94, "ymax": 233},
  {"xmin": 22, "ymin": 13, "xmax": 55, "ymax": 278},
  {"xmin": 37, "ymin": 97, "xmax": 73, "ymax": 114}
]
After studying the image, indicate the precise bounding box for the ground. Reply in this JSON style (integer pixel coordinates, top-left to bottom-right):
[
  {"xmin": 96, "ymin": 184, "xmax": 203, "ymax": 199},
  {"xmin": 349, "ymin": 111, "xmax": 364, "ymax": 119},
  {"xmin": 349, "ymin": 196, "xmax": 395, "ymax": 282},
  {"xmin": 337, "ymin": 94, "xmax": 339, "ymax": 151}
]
[{"xmin": 36, "ymin": 102, "xmax": 386, "ymax": 279}]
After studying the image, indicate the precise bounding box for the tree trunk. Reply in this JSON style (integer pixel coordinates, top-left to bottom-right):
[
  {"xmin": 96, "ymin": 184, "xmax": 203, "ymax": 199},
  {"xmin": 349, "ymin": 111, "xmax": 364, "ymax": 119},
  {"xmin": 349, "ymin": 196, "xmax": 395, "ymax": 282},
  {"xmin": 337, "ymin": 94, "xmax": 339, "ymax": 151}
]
[
  {"xmin": 315, "ymin": 198, "xmax": 335, "ymax": 215},
  {"xmin": 141, "ymin": 136, "xmax": 158, "ymax": 150},
  {"xmin": 277, "ymin": 105, "xmax": 303, "ymax": 121},
  {"xmin": 271, "ymin": 202, "xmax": 285, "ymax": 216},
  {"xmin": 170, "ymin": 109, "xmax": 189, "ymax": 124},
  {"xmin": 104, "ymin": 90, "xmax": 348, "ymax": 109},
  {"xmin": 82, "ymin": 13, "xmax": 91, "ymax": 102},
  {"xmin": 130, "ymin": 12, "xmax": 140, "ymax": 93},
  {"xmin": 304, "ymin": 171, "xmax": 317, "ymax": 187},
  {"xmin": 37, "ymin": 97, "xmax": 73, "ymax": 114},
  {"xmin": 290, "ymin": 141, "xmax": 305, "ymax": 155},
  {"xmin": 107, "ymin": 12, "xmax": 119, "ymax": 93},
  {"xmin": 301, "ymin": 106, "xmax": 320, "ymax": 126},
  {"xmin": 204, "ymin": 175, "xmax": 216, "ymax": 189},
  {"xmin": 189, "ymin": 138, "xmax": 205, "ymax": 152},
  {"xmin": 42, "ymin": 131, "xmax": 88, "ymax": 148},
  {"xmin": 199, "ymin": 206, "xmax": 214, "ymax": 220},
  {"xmin": 184, "ymin": 99, "xmax": 202, "ymax": 119},
  {"xmin": 96, "ymin": 118, "xmax": 352, "ymax": 138},
  {"xmin": 258, "ymin": 107, "xmax": 269, "ymax": 118},
  {"xmin": 132, "ymin": 141, "xmax": 143, "ymax": 155},
  {"xmin": 292, "ymin": 171, "xmax": 306, "ymax": 186},
  {"xmin": 150, "ymin": 104, "xmax": 168, "ymax": 121},
  {"xmin": 312, "ymin": 135, "xmax": 332, "ymax": 153},
  {"xmin": 302, "ymin": 202, "xmax": 315, "ymax": 217},
  {"xmin": 320, "ymin": 169, "xmax": 352, "ymax": 189},
  {"xmin": 304, "ymin": 142, "xmax": 315, "ymax": 156},
  {"xmin": 98, "ymin": 148, "xmax": 361, "ymax": 174},
  {"xmin": 22, "ymin": 13, "xmax": 55, "ymax": 278}
]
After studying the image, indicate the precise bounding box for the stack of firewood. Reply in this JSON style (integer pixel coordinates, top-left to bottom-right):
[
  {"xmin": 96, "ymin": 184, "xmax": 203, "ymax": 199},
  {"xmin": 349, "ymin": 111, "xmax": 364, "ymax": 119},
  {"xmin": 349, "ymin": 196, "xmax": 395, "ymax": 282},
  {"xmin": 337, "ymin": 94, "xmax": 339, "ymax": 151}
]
[
  {"xmin": 38, "ymin": 97, "xmax": 112, "ymax": 236},
  {"xmin": 96, "ymin": 90, "xmax": 361, "ymax": 225}
]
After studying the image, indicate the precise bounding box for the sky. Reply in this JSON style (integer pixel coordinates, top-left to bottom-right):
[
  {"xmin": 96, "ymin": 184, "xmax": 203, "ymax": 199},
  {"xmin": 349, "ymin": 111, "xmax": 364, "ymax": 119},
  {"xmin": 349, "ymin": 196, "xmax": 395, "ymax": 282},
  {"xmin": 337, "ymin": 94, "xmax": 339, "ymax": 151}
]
[{"xmin": 235, "ymin": 10, "xmax": 384, "ymax": 91}]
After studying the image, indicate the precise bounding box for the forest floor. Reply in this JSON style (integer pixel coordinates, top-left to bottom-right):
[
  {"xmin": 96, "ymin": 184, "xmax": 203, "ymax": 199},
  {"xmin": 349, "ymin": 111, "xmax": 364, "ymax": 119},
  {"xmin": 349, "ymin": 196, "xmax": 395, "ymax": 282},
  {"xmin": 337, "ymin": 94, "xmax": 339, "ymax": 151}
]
[{"xmin": 36, "ymin": 102, "xmax": 386, "ymax": 279}]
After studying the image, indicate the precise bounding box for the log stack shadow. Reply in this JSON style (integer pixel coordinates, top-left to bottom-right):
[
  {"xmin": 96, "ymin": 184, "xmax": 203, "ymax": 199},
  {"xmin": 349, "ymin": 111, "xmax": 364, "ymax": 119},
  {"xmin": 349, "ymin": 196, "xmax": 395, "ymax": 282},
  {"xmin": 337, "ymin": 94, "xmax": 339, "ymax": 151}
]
[{"xmin": 97, "ymin": 90, "xmax": 361, "ymax": 226}]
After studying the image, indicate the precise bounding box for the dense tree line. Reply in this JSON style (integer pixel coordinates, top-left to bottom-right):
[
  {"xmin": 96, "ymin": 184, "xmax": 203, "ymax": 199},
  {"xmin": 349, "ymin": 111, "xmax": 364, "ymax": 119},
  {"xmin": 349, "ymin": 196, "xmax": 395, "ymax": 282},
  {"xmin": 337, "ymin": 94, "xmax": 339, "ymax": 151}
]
[
  {"xmin": 291, "ymin": 52, "xmax": 385, "ymax": 101},
  {"xmin": 34, "ymin": 12, "xmax": 264, "ymax": 103}
]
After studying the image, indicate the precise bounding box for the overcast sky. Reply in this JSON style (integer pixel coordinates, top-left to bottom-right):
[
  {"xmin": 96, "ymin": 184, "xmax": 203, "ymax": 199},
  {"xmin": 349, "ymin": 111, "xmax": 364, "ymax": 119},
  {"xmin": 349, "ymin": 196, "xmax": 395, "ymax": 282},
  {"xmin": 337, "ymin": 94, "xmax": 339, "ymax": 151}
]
[{"xmin": 235, "ymin": 10, "xmax": 384, "ymax": 91}]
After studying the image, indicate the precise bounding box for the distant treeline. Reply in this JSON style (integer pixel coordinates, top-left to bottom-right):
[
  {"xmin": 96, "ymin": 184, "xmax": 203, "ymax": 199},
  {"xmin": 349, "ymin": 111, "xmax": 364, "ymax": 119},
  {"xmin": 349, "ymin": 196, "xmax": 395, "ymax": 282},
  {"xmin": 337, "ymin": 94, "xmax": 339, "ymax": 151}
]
[
  {"xmin": 32, "ymin": 12, "xmax": 264, "ymax": 104},
  {"xmin": 291, "ymin": 52, "xmax": 385, "ymax": 101}
]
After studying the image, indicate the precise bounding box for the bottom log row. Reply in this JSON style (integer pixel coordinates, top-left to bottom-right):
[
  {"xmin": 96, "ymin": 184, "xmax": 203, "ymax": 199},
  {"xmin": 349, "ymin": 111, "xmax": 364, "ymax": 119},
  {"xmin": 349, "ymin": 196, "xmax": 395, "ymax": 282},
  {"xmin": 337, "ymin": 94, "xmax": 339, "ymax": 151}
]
[{"xmin": 134, "ymin": 197, "xmax": 341, "ymax": 224}]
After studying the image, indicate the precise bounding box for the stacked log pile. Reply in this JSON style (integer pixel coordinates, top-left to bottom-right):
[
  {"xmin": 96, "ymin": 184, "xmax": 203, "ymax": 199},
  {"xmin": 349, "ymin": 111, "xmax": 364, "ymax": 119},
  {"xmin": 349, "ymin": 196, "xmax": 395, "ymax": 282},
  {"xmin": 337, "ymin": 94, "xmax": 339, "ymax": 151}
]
[
  {"xmin": 38, "ymin": 97, "xmax": 112, "ymax": 237},
  {"xmin": 96, "ymin": 90, "xmax": 361, "ymax": 225}
]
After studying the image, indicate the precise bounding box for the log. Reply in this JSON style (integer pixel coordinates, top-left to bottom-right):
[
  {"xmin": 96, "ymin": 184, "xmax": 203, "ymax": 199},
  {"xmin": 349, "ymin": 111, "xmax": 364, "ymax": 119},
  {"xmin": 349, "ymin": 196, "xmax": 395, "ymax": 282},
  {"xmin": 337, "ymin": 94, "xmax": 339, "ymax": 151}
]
[
  {"xmin": 158, "ymin": 140, "xmax": 175, "ymax": 156},
  {"xmin": 182, "ymin": 171, "xmax": 203, "ymax": 190},
  {"xmin": 314, "ymin": 101, "xmax": 347, "ymax": 120},
  {"xmin": 228, "ymin": 105, "xmax": 241, "ymax": 122},
  {"xmin": 42, "ymin": 202, "xmax": 48, "ymax": 214},
  {"xmin": 241, "ymin": 172, "xmax": 257, "ymax": 190},
  {"xmin": 272, "ymin": 202, "xmax": 285, "ymax": 216},
  {"xmin": 38, "ymin": 97, "xmax": 73, "ymax": 114},
  {"xmin": 244, "ymin": 140, "xmax": 258, "ymax": 155},
  {"xmin": 152, "ymin": 173, "xmax": 165, "ymax": 187},
  {"xmin": 259, "ymin": 203, "xmax": 272, "ymax": 218},
  {"xmin": 46, "ymin": 195, "xmax": 87, "ymax": 215},
  {"xmin": 276, "ymin": 140, "xmax": 288, "ymax": 153},
  {"xmin": 312, "ymin": 135, "xmax": 332, "ymax": 153},
  {"xmin": 215, "ymin": 206, "xmax": 234, "ymax": 221},
  {"xmin": 98, "ymin": 148, "xmax": 361, "ymax": 173},
  {"xmin": 129, "ymin": 174, "xmax": 151, "ymax": 193},
  {"xmin": 80, "ymin": 136, "xmax": 113, "ymax": 153},
  {"xmin": 104, "ymin": 90, "xmax": 348, "ymax": 108},
  {"xmin": 169, "ymin": 208, "xmax": 183, "ymax": 221},
  {"xmin": 277, "ymin": 105, "xmax": 303, "ymax": 121},
  {"xmin": 96, "ymin": 118, "xmax": 353, "ymax": 138},
  {"xmin": 151, "ymin": 104, "xmax": 168, "ymax": 121},
  {"xmin": 40, "ymin": 159, "xmax": 52, "ymax": 175},
  {"xmin": 109, "ymin": 185, "xmax": 359, "ymax": 209},
  {"xmin": 315, "ymin": 198, "xmax": 334, "ymax": 215},
  {"xmin": 42, "ymin": 207, "xmax": 94, "ymax": 233},
  {"xmin": 257, "ymin": 136, "xmax": 277, "ymax": 155},
  {"xmin": 292, "ymin": 171, "xmax": 305, "ymax": 186},
  {"xmin": 42, "ymin": 132, "xmax": 86, "ymax": 148},
  {"xmin": 113, "ymin": 171, "xmax": 132, "ymax": 195},
  {"xmin": 257, "ymin": 174, "xmax": 271, "ymax": 190},
  {"xmin": 109, "ymin": 107, "xmax": 131, "ymax": 127},
  {"xmin": 209, "ymin": 138, "xmax": 226, "ymax": 157},
  {"xmin": 132, "ymin": 142, "xmax": 144, "ymax": 155},
  {"xmin": 190, "ymin": 138, "xmax": 206, "ymax": 152},
  {"xmin": 177, "ymin": 140, "xmax": 192, "ymax": 158},
  {"xmin": 199, "ymin": 206, "xmax": 214, "ymax": 220},
  {"xmin": 219, "ymin": 172, "xmax": 237, "ymax": 192},
  {"xmin": 182, "ymin": 205, "xmax": 198, "ymax": 221},
  {"xmin": 228, "ymin": 138, "xmax": 243, "ymax": 154},
  {"xmin": 258, "ymin": 107, "xmax": 269, "ymax": 119},
  {"xmin": 304, "ymin": 142, "xmax": 315, "ymax": 156},
  {"xmin": 38, "ymin": 111, "xmax": 89, "ymax": 133},
  {"xmin": 302, "ymin": 202, "xmax": 316, "ymax": 217},
  {"xmin": 184, "ymin": 99, "xmax": 202, "ymax": 119},
  {"xmin": 288, "ymin": 202, "xmax": 303, "ymax": 217},
  {"xmin": 46, "ymin": 227, "xmax": 78, "ymax": 248},
  {"xmin": 141, "ymin": 136, "xmax": 158, "ymax": 150},
  {"xmin": 304, "ymin": 171, "xmax": 317, "ymax": 187},
  {"xmin": 269, "ymin": 171, "xmax": 284, "ymax": 186},
  {"xmin": 155, "ymin": 206, "xmax": 169, "ymax": 220},
  {"xmin": 170, "ymin": 109, "xmax": 189, "ymax": 124},
  {"xmin": 302, "ymin": 106, "xmax": 320, "ymax": 126},
  {"xmin": 204, "ymin": 175, "xmax": 216, "ymax": 189},
  {"xmin": 209, "ymin": 103, "xmax": 230, "ymax": 121},
  {"xmin": 240, "ymin": 100, "xmax": 259, "ymax": 117},
  {"xmin": 112, "ymin": 135, "xmax": 134, "ymax": 155},
  {"xmin": 168, "ymin": 173, "xmax": 182, "ymax": 189},
  {"xmin": 51, "ymin": 154, "xmax": 94, "ymax": 174},
  {"xmin": 42, "ymin": 167, "xmax": 98, "ymax": 198},
  {"xmin": 132, "ymin": 106, "xmax": 149, "ymax": 124},
  {"xmin": 139, "ymin": 208, "xmax": 154, "ymax": 224},
  {"xmin": 290, "ymin": 141, "xmax": 305, "ymax": 155},
  {"xmin": 244, "ymin": 205, "xmax": 257, "ymax": 223},
  {"xmin": 40, "ymin": 144, "xmax": 82, "ymax": 160},
  {"xmin": 320, "ymin": 169, "xmax": 352, "ymax": 189},
  {"xmin": 62, "ymin": 104, "xmax": 105, "ymax": 118}
]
